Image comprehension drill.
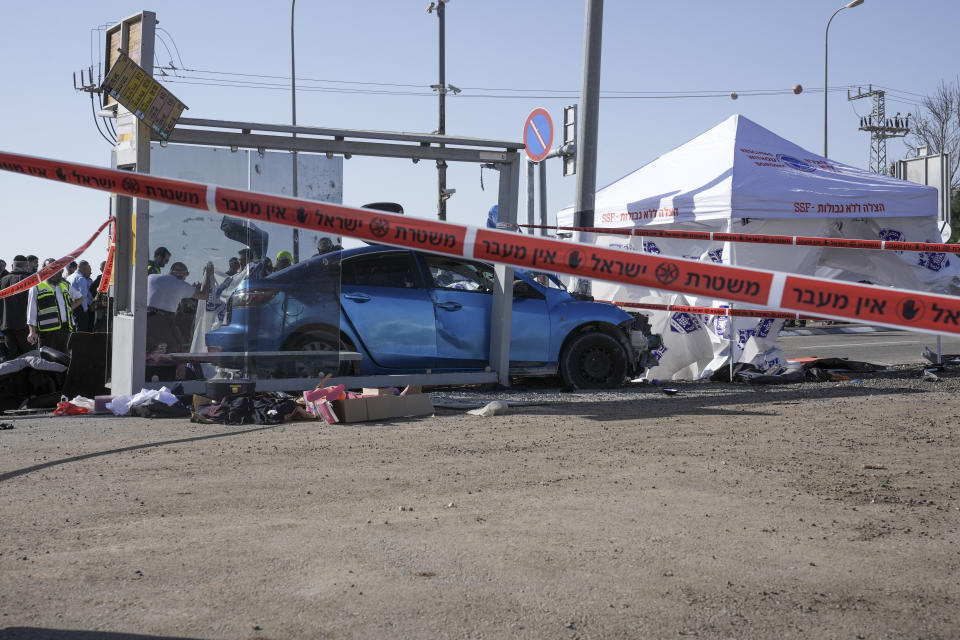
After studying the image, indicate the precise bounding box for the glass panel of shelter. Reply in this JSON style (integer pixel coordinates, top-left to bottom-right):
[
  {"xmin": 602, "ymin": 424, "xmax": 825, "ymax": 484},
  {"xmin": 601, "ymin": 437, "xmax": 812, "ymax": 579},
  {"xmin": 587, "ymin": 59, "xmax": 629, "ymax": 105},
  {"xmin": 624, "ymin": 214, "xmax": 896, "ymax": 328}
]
[{"xmin": 144, "ymin": 212, "xmax": 342, "ymax": 384}]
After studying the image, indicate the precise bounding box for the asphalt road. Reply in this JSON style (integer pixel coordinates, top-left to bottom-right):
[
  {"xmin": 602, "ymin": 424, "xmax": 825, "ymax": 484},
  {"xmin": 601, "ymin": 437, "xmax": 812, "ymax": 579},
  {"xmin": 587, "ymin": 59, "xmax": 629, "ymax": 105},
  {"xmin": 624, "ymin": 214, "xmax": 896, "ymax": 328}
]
[{"xmin": 778, "ymin": 326, "xmax": 960, "ymax": 365}]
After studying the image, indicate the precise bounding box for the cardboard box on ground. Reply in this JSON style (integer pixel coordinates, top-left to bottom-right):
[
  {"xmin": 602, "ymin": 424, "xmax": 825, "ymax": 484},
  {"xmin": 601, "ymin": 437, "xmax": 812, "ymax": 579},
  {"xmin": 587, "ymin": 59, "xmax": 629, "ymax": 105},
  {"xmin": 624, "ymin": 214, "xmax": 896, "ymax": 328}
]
[
  {"xmin": 333, "ymin": 388, "xmax": 434, "ymax": 423},
  {"xmin": 302, "ymin": 382, "xmax": 434, "ymax": 424}
]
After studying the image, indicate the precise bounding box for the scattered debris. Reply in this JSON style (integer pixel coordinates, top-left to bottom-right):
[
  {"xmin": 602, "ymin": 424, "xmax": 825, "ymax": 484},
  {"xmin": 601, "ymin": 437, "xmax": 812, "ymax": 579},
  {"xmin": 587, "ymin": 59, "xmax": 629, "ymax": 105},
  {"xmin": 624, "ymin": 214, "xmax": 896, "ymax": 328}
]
[
  {"xmin": 661, "ymin": 388, "xmax": 679, "ymax": 396},
  {"xmin": 713, "ymin": 358, "xmax": 883, "ymax": 385},
  {"xmin": 923, "ymin": 347, "xmax": 960, "ymax": 365},
  {"xmin": 467, "ymin": 401, "xmax": 509, "ymax": 417},
  {"xmin": 861, "ymin": 464, "xmax": 888, "ymax": 470},
  {"xmin": 922, "ymin": 368, "xmax": 940, "ymax": 382}
]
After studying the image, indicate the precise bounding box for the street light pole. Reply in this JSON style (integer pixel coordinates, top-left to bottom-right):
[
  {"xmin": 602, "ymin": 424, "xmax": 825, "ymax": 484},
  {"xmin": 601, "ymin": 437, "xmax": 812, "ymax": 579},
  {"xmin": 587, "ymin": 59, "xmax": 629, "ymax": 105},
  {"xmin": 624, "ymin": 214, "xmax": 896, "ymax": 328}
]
[
  {"xmin": 291, "ymin": 0, "xmax": 300, "ymax": 262},
  {"xmin": 437, "ymin": 0, "xmax": 447, "ymax": 221},
  {"xmin": 824, "ymin": 0, "xmax": 864, "ymax": 159}
]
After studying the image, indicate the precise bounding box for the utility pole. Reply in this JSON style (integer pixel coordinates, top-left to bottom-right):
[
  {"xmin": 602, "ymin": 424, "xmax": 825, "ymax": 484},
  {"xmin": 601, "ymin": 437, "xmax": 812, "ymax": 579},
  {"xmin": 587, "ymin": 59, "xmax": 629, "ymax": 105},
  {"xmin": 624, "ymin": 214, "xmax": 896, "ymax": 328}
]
[
  {"xmin": 573, "ymin": 0, "xmax": 603, "ymax": 295},
  {"xmin": 428, "ymin": 0, "xmax": 453, "ymax": 221},
  {"xmin": 849, "ymin": 85, "xmax": 910, "ymax": 173},
  {"xmin": 291, "ymin": 0, "xmax": 300, "ymax": 261}
]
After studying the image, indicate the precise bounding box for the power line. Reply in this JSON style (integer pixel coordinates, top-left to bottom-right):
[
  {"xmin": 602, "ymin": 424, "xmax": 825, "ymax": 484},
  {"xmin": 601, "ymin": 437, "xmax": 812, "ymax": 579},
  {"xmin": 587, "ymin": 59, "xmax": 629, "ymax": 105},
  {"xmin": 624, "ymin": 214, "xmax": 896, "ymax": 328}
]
[
  {"xmin": 156, "ymin": 27, "xmax": 186, "ymax": 69},
  {"xmin": 157, "ymin": 77, "xmax": 437, "ymax": 96},
  {"xmin": 155, "ymin": 65, "xmax": 427, "ymax": 89},
  {"xmin": 155, "ymin": 33, "xmax": 180, "ymax": 75},
  {"xmin": 157, "ymin": 65, "xmax": 933, "ymax": 105},
  {"xmin": 156, "ymin": 71, "xmax": 809, "ymax": 101},
  {"xmin": 89, "ymin": 92, "xmax": 115, "ymax": 146}
]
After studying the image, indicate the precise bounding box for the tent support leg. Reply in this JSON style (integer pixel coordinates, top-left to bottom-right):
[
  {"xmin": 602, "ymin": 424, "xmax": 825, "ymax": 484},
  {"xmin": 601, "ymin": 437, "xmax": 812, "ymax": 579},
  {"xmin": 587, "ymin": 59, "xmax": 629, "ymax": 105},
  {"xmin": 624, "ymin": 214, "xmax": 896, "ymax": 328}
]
[{"xmin": 728, "ymin": 306, "xmax": 735, "ymax": 382}]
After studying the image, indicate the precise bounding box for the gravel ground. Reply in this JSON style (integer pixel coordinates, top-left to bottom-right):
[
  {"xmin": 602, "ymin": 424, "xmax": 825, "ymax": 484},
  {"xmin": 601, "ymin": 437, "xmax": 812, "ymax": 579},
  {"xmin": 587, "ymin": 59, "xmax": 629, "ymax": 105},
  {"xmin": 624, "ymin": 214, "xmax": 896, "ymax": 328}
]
[{"xmin": 1, "ymin": 363, "xmax": 958, "ymax": 639}]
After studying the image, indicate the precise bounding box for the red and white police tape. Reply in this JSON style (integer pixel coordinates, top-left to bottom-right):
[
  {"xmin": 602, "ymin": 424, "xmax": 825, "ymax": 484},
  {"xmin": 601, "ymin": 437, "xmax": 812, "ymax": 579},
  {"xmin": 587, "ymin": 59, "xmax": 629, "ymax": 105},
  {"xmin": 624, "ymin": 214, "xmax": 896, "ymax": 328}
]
[
  {"xmin": 0, "ymin": 216, "xmax": 114, "ymax": 301},
  {"xmin": 522, "ymin": 224, "xmax": 960, "ymax": 254},
  {"xmin": 2, "ymin": 149, "xmax": 960, "ymax": 336},
  {"xmin": 606, "ymin": 301, "xmax": 824, "ymax": 322},
  {"xmin": 97, "ymin": 225, "xmax": 116, "ymax": 294}
]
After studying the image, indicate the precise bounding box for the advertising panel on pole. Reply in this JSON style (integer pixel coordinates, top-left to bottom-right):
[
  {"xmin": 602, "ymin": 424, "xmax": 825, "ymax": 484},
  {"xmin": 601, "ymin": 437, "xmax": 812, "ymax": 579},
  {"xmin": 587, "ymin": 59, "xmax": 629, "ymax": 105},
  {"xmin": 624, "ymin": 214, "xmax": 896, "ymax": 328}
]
[{"xmin": 101, "ymin": 51, "xmax": 187, "ymax": 141}]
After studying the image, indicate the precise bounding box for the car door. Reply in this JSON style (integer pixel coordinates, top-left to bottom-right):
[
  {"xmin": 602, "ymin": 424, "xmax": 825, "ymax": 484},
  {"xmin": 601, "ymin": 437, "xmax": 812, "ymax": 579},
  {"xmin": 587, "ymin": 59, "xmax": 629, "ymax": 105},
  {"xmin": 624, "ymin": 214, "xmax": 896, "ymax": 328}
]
[
  {"xmin": 419, "ymin": 254, "xmax": 551, "ymax": 369},
  {"xmin": 339, "ymin": 250, "xmax": 437, "ymax": 369}
]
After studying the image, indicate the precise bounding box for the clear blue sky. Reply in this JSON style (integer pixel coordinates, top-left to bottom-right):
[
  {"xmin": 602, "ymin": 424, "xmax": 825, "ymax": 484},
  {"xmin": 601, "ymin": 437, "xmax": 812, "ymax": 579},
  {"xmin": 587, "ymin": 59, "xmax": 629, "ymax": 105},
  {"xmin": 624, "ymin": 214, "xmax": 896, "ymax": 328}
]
[{"xmin": 1, "ymin": 0, "xmax": 957, "ymax": 267}]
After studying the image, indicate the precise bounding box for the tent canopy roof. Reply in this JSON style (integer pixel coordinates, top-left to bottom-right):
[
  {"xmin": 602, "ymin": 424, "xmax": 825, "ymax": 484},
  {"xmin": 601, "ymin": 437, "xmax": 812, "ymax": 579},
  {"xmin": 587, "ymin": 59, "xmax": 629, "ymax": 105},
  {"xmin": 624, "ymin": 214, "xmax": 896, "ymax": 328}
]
[{"xmin": 559, "ymin": 114, "xmax": 936, "ymax": 227}]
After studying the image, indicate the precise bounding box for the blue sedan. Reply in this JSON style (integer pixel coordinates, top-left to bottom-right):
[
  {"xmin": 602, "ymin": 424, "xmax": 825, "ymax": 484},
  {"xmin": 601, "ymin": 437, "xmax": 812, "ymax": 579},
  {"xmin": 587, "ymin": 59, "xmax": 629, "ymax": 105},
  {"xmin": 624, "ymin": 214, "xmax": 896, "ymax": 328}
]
[{"xmin": 205, "ymin": 245, "xmax": 660, "ymax": 388}]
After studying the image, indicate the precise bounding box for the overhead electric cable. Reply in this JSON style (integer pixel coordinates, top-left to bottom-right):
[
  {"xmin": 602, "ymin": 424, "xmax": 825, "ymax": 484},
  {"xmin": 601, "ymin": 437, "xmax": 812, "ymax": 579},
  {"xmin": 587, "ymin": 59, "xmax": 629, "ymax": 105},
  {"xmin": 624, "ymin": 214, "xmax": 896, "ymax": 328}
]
[
  {"xmin": 150, "ymin": 63, "xmax": 927, "ymax": 106},
  {"xmin": 156, "ymin": 27, "xmax": 187, "ymax": 68},
  {"xmin": 89, "ymin": 93, "xmax": 115, "ymax": 146}
]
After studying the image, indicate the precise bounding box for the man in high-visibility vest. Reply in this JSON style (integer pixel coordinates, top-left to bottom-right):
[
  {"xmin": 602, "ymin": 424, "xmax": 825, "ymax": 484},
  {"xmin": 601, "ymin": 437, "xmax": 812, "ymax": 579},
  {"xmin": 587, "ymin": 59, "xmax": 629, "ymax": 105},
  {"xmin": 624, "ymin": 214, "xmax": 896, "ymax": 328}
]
[
  {"xmin": 26, "ymin": 259, "xmax": 82, "ymax": 355},
  {"xmin": 146, "ymin": 246, "xmax": 171, "ymax": 275}
]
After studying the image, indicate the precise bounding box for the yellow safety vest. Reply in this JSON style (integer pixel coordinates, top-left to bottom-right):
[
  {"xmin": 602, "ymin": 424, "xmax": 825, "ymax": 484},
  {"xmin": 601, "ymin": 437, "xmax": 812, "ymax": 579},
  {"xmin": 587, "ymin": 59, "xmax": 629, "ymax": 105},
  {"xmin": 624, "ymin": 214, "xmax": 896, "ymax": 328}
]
[{"xmin": 36, "ymin": 281, "xmax": 73, "ymax": 333}]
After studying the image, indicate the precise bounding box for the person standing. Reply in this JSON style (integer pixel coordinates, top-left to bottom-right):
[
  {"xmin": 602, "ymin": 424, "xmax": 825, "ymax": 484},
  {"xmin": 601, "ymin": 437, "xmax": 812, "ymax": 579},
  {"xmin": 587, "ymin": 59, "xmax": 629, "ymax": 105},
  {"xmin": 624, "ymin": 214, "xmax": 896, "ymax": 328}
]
[
  {"xmin": 0, "ymin": 259, "xmax": 8, "ymax": 280},
  {"xmin": 26, "ymin": 255, "xmax": 38, "ymax": 274},
  {"xmin": 146, "ymin": 261, "xmax": 213, "ymax": 352},
  {"xmin": 67, "ymin": 260, "xmax": 94, "ymax": 332},
  {"xmin": 147, "ymin": 246, "xmax": 171, "ymax": 275},
  {"xmin": 27, "ymin": 259, "xmax": 81, "ymax": 355},
  {"xmin": 238, "ymin": 248, "xmax": 268, "ymax": 279},
  {"xmin": 275, "ymin": 251, "xmax": 293, "ymax": 271},
  {"xmin": 316, "ymin": 237, "xmax": 344, "ymax": 255},
  {"xmin": 89, "ymin": 261, "xmax": 113, "ymax": 333},
  {"xmin": 89, "ymin": 260, "xmax": 106, "ymax": 295},
  {"xmin": 0, "ymin": 255, "xmax": 34, "ymax": 359}
]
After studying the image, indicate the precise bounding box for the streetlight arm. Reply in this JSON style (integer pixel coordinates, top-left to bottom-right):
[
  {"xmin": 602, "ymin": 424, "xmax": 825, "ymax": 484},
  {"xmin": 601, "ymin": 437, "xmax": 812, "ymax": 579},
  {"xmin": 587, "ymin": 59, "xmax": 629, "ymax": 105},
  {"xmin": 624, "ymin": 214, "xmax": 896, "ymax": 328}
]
[
  {"xmin": 823, "ymin": 6, "xmax": 845, "ymax": 158},
  {"xmin": 824, "ymin": 0, "xmax": 864, "ymax": 159}
]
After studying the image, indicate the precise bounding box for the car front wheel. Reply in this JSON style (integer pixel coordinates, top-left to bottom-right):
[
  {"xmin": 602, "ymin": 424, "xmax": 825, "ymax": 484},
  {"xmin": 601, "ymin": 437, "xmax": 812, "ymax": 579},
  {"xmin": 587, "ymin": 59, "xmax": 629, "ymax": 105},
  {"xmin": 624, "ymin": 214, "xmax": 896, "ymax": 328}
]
[
  {"xmin": 560, "ymin": 332, "xmax": 628, "ymax": 390},
  {"xmin": 283, "ymin": 329, "xmax": 359, "ymax": 377}
]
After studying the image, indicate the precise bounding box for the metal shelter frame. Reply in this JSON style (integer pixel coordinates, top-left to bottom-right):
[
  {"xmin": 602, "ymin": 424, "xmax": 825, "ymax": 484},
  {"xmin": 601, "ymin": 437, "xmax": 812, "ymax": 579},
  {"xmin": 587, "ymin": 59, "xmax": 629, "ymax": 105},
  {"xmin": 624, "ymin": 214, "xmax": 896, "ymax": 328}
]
[{"xmin": 112, "ymin": 119, "xmax": 524, "ymax": 394}]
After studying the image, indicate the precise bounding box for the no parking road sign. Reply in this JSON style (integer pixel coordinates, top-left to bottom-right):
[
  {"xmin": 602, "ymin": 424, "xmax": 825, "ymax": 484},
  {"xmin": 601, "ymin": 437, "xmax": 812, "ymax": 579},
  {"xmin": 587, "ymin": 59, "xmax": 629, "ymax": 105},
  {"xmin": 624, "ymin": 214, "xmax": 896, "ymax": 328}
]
[{"xmin": 523, "ymin": 108, "xmax": 554, "ymax": 163}]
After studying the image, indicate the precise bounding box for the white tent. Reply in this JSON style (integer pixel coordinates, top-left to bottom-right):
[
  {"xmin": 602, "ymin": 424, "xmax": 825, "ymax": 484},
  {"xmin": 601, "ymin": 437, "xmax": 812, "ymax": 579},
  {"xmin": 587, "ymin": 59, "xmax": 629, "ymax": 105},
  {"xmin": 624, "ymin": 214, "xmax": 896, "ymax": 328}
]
[{"xmin": 558, "ymin": 114, "xmax": 958, "ymax": 380}]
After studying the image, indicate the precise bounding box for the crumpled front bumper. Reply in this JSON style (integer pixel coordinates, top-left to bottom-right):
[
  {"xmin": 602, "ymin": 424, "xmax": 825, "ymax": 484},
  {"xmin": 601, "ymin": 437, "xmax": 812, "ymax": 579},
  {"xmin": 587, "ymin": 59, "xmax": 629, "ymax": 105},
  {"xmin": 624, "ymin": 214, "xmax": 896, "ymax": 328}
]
[{"xmin": 620, "ymin": 315, "xmax": 662, "ymax": 373}]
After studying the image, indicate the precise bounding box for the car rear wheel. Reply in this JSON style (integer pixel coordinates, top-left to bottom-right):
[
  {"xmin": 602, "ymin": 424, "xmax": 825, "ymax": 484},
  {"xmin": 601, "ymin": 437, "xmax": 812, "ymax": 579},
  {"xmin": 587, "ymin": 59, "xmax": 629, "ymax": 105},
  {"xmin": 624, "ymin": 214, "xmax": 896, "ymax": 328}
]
[
  {"xmin": 560, "ymin": 332, "xmax": 628, "ymax": 390},
  {"xmin": 283, "ymin": 329, "xmax": 359, "ymax": 377}
]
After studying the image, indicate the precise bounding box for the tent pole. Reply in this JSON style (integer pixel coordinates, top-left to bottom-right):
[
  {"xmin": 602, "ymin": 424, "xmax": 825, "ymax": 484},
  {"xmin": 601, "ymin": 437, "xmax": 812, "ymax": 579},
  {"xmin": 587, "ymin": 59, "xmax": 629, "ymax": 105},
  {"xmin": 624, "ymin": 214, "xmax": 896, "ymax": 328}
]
[{"xmin": 728, "ymin": 306, "xmax": 735, "ymax": 382}]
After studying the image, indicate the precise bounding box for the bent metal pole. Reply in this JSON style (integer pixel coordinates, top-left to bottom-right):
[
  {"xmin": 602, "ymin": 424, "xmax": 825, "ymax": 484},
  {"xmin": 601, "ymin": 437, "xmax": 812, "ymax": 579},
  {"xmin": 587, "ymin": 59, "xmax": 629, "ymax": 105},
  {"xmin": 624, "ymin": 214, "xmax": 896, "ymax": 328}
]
[{"xmin": 3, "ymin": 149, "xmax": 960, "ymax": 337}]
